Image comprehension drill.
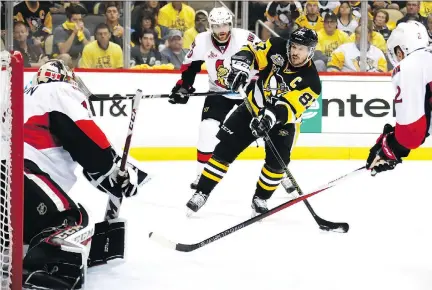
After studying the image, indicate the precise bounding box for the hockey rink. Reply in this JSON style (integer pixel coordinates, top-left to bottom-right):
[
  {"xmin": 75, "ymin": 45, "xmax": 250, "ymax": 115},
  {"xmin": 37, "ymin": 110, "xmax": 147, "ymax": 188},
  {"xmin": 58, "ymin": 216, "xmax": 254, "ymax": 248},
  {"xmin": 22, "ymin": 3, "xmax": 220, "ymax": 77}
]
[{"xmin": 70, "ymin": 160, "xmax": 432, "ymax": 290}]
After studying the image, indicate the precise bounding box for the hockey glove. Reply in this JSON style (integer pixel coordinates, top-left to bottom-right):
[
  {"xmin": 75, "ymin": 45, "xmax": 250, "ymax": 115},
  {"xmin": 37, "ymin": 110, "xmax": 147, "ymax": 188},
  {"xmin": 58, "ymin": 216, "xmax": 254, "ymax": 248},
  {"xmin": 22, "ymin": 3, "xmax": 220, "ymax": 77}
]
[
  {"xmin": 168, "ymin": 84, "xmax": 195, "ymax": 104},
  {"xmin": 366, "ymin": 123, "xmax": 410, "ymax": 176},
  {"xmin": 227, "ymin": 56, "xmax": 252, "ymax": 91},
  {"xmin": 83, "ymin": 154, "xmax": 150, "ymax": 198},
  {"xmin": 250, "ymin": 108, "xmax": 277, "ymax": 138}
]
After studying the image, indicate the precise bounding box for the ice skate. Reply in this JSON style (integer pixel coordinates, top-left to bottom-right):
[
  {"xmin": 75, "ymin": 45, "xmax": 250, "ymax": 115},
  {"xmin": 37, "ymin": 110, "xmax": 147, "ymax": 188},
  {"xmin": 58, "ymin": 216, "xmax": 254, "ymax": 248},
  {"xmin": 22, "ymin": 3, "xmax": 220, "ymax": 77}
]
[
  {"xmin": 190, "ymin": 174, "xmax": 201, "ymax": 190},
  {"xmin": 251, "ymin": 196, "xmax": 268, "ymax": 218},
  {"xmin": 186, "ymin": 191, "xmax": 208, "ymax": 217},
  {"xmin": 281, "ymin": 177, "xmax": 299, "ymax": 200}
]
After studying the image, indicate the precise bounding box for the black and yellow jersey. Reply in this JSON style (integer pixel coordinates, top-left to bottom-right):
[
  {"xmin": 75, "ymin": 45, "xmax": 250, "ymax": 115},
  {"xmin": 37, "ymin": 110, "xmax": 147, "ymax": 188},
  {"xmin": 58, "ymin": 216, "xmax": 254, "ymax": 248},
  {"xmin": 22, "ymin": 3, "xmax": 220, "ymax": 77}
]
[{"xmin": 237, "ymin": 37, "xmax": 321, "ymax": 125}]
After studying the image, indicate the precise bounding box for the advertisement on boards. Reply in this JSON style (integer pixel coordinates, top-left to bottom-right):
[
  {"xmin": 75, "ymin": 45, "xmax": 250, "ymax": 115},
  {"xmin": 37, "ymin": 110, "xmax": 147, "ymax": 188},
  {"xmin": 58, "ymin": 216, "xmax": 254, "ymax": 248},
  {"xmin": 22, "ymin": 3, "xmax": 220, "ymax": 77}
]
[{"xmin": 21, "ymin": 71, "xmax": 409, "ymax": 139}]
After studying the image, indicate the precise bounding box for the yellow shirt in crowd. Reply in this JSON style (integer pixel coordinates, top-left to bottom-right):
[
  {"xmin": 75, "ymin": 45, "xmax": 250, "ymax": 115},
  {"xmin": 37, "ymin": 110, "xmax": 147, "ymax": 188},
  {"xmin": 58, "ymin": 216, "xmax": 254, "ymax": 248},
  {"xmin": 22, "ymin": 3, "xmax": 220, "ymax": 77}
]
[
  {"xmin": 316, "ymin": 29, "xmax": 350, "ymax": 57},
  {"xmin": 79, "ymin": 41, "xmax": 123, "ymax": 69},
  {"xmin": 158, "ymin": 3, "xmax": 195, "ymax": 33},
  {"xmin": 420, "ymin": 1, "xmax": 432, "ymax": 17},
  {"xmin": 183, "ymin": 27, "xmax": 198, "ymax": 49},
  {"xmin": 295, "ymin": 14, "xmax": 324, "ymax": 31},
  {"xmin": 348, "ymin": 31, "xmax": 387, "ymax": 52}
]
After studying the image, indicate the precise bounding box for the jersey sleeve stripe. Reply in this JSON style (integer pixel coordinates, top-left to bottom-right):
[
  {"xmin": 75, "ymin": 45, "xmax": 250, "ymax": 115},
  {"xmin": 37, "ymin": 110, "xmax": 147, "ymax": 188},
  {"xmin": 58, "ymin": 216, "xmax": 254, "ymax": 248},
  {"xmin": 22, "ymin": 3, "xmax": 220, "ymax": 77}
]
[{"xmin": 75, "ymin": 120, "xmax": 111, "ymax": 149}]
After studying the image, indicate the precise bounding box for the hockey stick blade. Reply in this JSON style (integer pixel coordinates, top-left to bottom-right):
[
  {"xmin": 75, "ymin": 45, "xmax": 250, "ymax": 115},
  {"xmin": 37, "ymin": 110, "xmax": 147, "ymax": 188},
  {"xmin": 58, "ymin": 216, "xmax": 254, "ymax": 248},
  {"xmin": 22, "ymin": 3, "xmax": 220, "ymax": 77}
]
[
  {"xmin": 308, "ymin": 166, "xmax": 366, "ymax": 233},
  {"xmin": 149, "ymin": 187, "xmax": 329, "ymax": 252},
  {"xmin": 149, "ymin": 166, "xmax": 365, "ymax": 252}
]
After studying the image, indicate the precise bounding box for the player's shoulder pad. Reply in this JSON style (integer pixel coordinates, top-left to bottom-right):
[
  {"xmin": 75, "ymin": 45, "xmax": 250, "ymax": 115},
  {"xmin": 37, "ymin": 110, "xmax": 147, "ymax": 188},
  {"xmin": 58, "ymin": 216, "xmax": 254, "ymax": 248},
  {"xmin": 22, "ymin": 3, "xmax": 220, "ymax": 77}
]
[
  {"xmin": 267, "ymin": 37, "xmax": 288, "ymax": 52},
  {"xmin": 300, "ymin": 62, "xmax": 321, "ymax": 95},
  {"xmin": 194, "ymin": 31, "xmax": 211, "ymax": 44},
  {"xmin": 232, "ymin": 28, "xmax": 259, "ymax": 43},
  {"xmin": 56, "ymin": 82, "xmax": 87, "ymax": 102}
]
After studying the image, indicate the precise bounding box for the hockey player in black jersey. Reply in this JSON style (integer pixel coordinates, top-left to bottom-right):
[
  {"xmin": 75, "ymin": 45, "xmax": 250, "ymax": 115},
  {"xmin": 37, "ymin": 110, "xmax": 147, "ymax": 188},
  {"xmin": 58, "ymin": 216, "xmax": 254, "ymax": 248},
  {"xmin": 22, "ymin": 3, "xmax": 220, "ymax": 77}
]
[{"xmin": 186, "ymin": 27, "xmax": 321, "ymax": 217}]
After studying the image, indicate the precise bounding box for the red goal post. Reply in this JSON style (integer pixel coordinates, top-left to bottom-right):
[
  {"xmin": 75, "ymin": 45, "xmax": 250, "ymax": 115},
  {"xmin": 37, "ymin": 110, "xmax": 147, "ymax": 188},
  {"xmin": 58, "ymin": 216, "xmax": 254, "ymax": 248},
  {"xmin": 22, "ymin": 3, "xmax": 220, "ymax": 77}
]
[{"xmin": 1, "ymin": 50, "xmax": 24, "ymax": 290}]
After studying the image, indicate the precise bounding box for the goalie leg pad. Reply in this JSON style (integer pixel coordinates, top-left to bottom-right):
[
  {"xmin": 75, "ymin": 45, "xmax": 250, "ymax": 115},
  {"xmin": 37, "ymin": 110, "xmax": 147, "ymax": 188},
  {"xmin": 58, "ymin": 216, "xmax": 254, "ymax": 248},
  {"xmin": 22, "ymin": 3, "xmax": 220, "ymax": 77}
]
[
  {"xmin": 23, "ymin": 242, "xmax": 86, "ymax": 289},
  {"xmin": 88, "ymin": 218, "xmax": 126, "ymax": 267},
  {"xmin": 23, "ymin": 204, "xmax": 93, "ymax": 289}
]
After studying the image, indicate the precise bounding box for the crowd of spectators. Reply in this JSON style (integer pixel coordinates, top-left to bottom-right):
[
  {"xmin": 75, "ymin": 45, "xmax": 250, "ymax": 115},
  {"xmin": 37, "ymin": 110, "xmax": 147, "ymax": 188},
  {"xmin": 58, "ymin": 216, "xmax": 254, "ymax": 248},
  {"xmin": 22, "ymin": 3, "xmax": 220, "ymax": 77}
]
[
  {"xmin": 260, "ymin": 0, "xmax": 432, "ymax": 72},
  {"xmin": 0, "ymin": 0, "xmax": 206, "ymax": 69},
  {"xmin": 1, "ymin": 1, "xmax": 432, "ymax": 73}
]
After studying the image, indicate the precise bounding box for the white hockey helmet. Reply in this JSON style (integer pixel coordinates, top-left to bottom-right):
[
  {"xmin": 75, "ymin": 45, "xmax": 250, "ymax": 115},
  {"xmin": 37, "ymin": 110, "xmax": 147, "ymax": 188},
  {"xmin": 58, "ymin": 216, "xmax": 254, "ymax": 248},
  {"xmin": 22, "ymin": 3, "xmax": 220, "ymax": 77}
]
[
  {"xmin": 387, "ymin": 21, "xmax": 429, "ymax": 66},
  {"xmin": 35, "ymin": 59, "xmax": 76, "ymax": 85},
  {"xmin": 208, "ymin": 7, "xmax": 233, "ymax": 42}
]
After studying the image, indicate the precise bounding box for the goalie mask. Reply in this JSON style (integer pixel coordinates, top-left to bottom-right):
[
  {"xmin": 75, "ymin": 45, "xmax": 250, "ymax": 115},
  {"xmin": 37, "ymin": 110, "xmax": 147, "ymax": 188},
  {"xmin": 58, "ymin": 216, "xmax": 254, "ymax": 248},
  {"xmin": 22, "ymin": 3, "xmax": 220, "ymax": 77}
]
[
  {"xmin": 208, "ymin": 7, "xmax": 233, "ymax": 43},
  {"xmin": 35, "ymin": 59, "xmax": 76, "ymax": 86}
]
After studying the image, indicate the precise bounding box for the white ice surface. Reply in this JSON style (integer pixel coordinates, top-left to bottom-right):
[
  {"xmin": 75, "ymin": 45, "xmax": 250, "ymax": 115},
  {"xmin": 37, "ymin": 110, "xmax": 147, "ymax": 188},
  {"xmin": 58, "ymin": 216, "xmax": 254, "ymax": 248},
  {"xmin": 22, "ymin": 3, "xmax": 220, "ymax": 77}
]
[{"xmin": 69, "ymin": 160, "xmax": 432, "ymax": 290}]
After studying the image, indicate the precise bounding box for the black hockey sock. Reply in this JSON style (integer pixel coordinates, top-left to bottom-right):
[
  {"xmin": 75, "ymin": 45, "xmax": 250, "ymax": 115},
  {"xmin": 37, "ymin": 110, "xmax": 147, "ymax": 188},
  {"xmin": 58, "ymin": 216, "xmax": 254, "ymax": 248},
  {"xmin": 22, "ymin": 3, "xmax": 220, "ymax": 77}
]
[
  {"xmin": 197, "ymin": 157, "xmax": 229, "ymax": 195},
  {"xmin": 254, "ymin": 164, "xmax": 284, "ymax": 200}
]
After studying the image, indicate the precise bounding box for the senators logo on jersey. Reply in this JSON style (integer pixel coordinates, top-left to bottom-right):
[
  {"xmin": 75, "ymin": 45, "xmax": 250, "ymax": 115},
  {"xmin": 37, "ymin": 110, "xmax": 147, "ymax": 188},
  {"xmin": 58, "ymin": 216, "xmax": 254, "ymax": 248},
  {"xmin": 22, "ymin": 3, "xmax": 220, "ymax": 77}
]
[{"xmin": 215, "ymin": 59, "xmax": 229, "ymax": 88}]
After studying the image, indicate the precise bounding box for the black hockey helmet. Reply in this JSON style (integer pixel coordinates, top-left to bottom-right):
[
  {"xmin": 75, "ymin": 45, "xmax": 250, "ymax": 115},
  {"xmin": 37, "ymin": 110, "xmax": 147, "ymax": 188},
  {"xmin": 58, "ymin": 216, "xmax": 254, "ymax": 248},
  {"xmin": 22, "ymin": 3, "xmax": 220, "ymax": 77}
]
[{"xmin": 287, "ymin": 27, "xmax": 318, "ymax": 66}]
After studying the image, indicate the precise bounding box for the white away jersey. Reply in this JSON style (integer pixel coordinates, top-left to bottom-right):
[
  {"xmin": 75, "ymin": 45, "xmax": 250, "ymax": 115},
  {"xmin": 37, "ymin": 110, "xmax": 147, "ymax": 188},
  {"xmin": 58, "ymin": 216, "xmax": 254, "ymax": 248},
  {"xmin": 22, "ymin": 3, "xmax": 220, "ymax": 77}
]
[
  {"xmin": 24, "ymin": 82, "xmax": 112, "ymax": 192},
  {"xmin": 181, "ymin": 28, "xmax": 261, "ymax": 99},
  {"xmin": 391, "ymin": 47, "xmax": 432, "ymax": 149}
]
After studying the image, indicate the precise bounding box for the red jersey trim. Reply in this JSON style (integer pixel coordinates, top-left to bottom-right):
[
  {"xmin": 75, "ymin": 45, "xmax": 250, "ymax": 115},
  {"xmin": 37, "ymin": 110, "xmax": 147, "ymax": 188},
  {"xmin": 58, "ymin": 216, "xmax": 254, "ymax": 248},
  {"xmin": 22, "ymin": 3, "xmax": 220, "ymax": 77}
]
[
  {"xmin": 24, "ymin": 113, "xmax": 59, "ymax": 150},
  {"xmin": 75, "ymin": 120, "xmax": 111, "ymax": 149},
  {"xmin": 395, "ymin": 115, "xmax": 427, "ymax": 149}
]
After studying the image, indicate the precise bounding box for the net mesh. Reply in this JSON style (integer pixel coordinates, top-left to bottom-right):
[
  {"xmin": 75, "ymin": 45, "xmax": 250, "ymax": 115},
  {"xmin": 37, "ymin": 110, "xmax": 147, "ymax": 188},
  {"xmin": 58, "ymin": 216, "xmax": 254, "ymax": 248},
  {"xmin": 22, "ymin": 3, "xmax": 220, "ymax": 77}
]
[{"xmin": 0, "ymin": 50, "xmax": 13, "ymax": 290}]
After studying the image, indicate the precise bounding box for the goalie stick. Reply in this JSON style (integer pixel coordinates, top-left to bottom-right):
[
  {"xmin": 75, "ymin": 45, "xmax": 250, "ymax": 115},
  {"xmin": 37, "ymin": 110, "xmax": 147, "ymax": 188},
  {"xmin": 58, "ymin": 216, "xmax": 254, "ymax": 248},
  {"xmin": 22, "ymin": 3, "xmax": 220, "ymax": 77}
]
[
  {"xmin": 104, "ymin": 89, "xmax": 143, "ymax": 220},
  {"xmin": 238, "ymin": 87, "xmax": 349, "ymax": 233},
  {"xmin": 74, "ymin": 75, "xmax": 143, "ymax": 220},
  {"xmin": 88, "ymin": 91, "xmax": 237, "ymax": 101},
  {"xmin": 149, "ymin": 166, "xmax": 365, "ymax": 252}
]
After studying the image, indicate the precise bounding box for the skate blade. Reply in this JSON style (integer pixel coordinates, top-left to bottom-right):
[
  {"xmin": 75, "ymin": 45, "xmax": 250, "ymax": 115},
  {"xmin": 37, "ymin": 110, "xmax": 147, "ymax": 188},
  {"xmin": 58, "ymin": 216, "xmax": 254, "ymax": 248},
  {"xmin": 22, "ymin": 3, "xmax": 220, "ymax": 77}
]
[
  {"xmin": 186, "ymin": 208, "xmax": 195, "ymax": 218},
  {"xmin": 251, "ymin": 210, "xmax": 264, "ymax": 222}
]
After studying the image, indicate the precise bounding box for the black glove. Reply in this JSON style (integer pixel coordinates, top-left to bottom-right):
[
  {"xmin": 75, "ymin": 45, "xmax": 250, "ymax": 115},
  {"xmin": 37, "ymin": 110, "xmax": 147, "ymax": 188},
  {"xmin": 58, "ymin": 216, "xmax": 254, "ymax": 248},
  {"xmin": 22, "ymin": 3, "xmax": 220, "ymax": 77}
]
[
  {"xmin": 366, "ymin": 123, "xmax": 410, "ymax": 176},
  {"xmin": 227, "ymin": 57, "xmax": 251, "ymax": 91},
  {"xmin": 83, "ymin": 153, "xmax": 150, "ymax": 198},
  {"xmin": 250, "ymin": 108, "xmax": 277, "ymax": 138},
  {"xmin": 168, "ymin": 84, "xmax": 195, "ymax": 104}
]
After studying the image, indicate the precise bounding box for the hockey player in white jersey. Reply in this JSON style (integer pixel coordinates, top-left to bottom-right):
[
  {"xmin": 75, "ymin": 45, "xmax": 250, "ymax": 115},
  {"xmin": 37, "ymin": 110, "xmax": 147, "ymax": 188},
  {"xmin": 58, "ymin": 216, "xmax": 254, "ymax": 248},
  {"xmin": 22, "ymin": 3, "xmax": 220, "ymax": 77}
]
[
  {"xmin": 22, "ymin": 60, "xmax": 149, "ymax": 289},
  {"xmin": 366, "ymin": 21, "xmax": 432, "ymax": 175},
  {"xmin": 168, "ymin": 7, "xmax": 261, "ymax": 189}
]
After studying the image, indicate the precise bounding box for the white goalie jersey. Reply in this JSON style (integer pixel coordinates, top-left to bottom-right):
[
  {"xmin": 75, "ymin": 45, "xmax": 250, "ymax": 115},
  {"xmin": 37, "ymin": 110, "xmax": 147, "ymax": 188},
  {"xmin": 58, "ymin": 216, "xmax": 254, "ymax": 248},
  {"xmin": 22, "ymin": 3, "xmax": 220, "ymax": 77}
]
[
  {"xmin": 24, "ymin": 82, "xmax": 115, "ymax": 193},
  {"xmin": 391, "ymin": 47, "xmax": 432, "ymax": 150},
  {"xmin": 178, "ymin": 28, "xmax": 261, "ymax": 99}
]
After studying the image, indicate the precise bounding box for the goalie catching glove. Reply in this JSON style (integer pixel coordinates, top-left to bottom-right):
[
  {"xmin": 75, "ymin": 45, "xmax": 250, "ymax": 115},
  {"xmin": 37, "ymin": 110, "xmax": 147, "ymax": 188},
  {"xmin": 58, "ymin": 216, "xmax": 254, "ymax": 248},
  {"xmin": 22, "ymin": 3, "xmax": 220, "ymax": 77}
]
[
  {"xmin": 83, "ymin": 153, "xmax": 149, "ymax": 198},
  {"xmin": 366, "ymin": 123, "xmax": 410, "ymax": 176}
]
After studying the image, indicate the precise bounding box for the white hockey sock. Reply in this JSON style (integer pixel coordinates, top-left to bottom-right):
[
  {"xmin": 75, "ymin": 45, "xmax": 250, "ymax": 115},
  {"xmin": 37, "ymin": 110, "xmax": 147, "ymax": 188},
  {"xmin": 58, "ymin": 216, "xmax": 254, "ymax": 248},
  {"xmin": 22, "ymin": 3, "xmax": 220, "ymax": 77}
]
[{"xmin": 196, "ymin": 119, "xmax": 221, "ymax": 176}]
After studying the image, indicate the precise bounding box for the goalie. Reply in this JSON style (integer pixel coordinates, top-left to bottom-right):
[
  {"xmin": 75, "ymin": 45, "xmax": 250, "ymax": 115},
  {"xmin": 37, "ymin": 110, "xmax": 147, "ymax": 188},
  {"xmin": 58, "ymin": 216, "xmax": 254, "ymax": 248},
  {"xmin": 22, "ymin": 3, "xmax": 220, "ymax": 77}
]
[{"xmin": 22, "ymin": 60, "xmax": 149, "ymax": 289}]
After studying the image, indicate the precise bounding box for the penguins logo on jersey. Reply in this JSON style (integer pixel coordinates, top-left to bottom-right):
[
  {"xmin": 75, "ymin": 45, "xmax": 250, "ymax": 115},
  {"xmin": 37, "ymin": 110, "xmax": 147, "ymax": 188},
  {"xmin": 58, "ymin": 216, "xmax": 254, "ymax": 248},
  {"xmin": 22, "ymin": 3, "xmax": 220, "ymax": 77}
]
[
  {"xmin": 353, "ymin": 56, "xmax": 376, "ymax": 72},
  {"xmin": 263, "ymin": 68, "xmax": 289, "ymax": 105},
  {"xmin": 215, "ymin": 59, "xmax": 229, "ymax": 88}
]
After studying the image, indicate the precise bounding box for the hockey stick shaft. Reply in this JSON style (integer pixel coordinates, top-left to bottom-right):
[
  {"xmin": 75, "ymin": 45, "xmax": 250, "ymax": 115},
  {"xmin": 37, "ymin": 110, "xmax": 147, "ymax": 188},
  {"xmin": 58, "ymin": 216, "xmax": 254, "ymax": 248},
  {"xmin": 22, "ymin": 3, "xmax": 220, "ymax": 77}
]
[
  {"xmin": 149, "ymin": 166, "xmax": 365, "ymax": 252},
  {"xmin": 88, "ymin": 91, "xmax": 236, "ymax": 101},
  {"xmin": 104, "ymin": 89, "xmax": 143, "ymax": 220},
  {"xmin": 238, "ymin": 87, "xmax": 348, "ymax": 232}
]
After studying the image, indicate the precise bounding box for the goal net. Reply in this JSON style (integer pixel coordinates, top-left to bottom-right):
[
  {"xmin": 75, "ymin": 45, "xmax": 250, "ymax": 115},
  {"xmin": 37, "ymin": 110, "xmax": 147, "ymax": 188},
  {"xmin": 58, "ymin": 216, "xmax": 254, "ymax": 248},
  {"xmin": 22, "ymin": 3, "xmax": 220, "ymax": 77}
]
[{"xmin": 0, "ymin": 51, "xmax": 24, "ymax": 290}]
